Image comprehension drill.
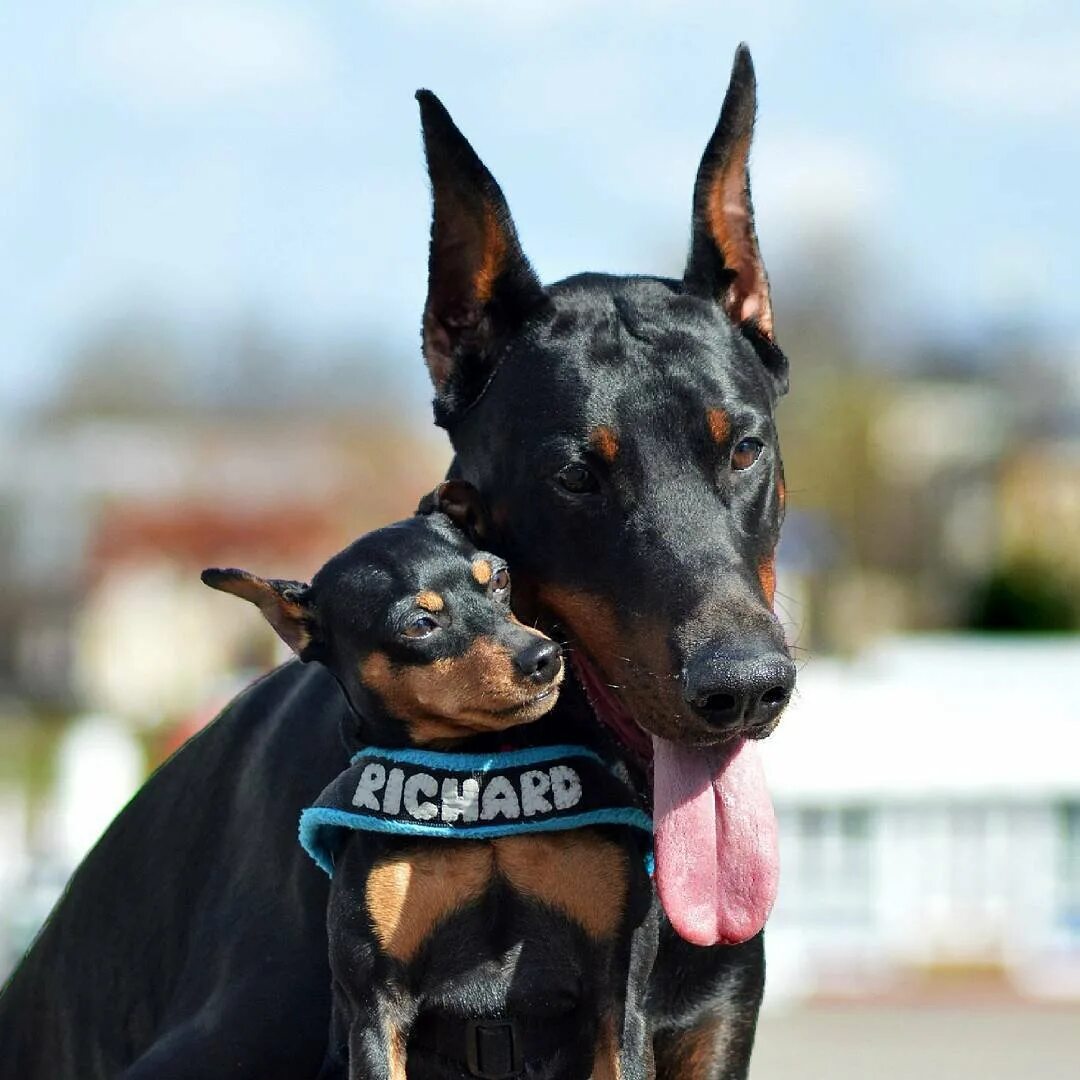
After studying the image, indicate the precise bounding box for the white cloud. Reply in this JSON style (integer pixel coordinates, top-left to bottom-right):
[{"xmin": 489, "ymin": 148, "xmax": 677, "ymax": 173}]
[
  {"xmin": 751, "ymin": 131, "xmax": 892, "ymax": 235},
  {"xmin": 81, "ymin": 1, "xmax": 336, "ymax": 111},
  {"xmin": 909, "ymin": 32, "xmax": 1080, "ymax": 120}
]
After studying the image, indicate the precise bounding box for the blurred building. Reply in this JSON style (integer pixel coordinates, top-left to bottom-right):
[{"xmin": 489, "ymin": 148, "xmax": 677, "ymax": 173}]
[
  {"xmin": 763, "ymin": 636, "xmax": 1080, "ymax": 1003},
  {"xmin": 0, "ymin": 413, "xmax": 449, "ymax": 718}
]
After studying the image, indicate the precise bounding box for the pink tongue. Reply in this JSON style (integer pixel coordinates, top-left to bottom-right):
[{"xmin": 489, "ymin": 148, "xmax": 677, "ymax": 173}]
[{"xmin": 652, "ymin": 735, "xmax": 779, "ymax": 946}]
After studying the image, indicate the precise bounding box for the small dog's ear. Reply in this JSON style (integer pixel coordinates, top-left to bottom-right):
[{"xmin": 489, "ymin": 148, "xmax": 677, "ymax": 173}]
[
  {"xmin": 201, "ymin": 568, "xmax": 319, "ymax": 659},
  {"xmin": 416, "ymin": 480, "xmax": 489, "ymax": 544}
]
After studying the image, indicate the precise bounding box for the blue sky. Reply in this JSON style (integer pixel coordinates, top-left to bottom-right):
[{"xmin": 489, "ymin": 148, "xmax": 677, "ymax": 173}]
[{"xmin": 2, "ymin": 0, "xmax": 1079, "ymax": 414}]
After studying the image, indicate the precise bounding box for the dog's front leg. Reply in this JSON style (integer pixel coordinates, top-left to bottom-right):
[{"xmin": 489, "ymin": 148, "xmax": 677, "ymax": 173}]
[
  {"xmin": 650, "ymin": 928, "xmax": 765, "ymax": 1080},
  {"xmin": 595, "ymin": 893, "xmax": 660, "ymax": 1079},
  {"xmin": 346, "ymin": 995, "xmax": 410, "ymax": 1080}
]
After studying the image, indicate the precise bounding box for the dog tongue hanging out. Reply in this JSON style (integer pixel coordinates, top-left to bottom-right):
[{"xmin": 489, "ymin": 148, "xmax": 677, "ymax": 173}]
[
  {"xmin": 573, "ymin": 656, "xmax": 780, "ymax": 947},
  {"xmin": 652, "ymin": 737, "xmax": 778, "ymax": 947}
]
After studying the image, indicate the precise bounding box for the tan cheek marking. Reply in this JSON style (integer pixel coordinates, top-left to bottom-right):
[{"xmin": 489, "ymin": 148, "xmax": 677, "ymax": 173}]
[
  {"xmin": 706, "ymin": 407, "xmax": 730, "ymax": 445},
  {"xmin": 536, "ymin": 586, "xmax": 623, "ymax": 671},
  {"xmin": 365, "ymin": 846, "xmax": 493, "ymax": 963},
  {"xmin": 471, "ymin": 559, "xmax": 492, "ymax": 586},
  {"xmin": 590, "ymin": 425, "xmax": 620, "ymax": 464},
  {"xmin": 362, "ymin": 640, "xmax": 557, "ymax": 745},
  {"xmin": 537, "ymin": 584, "xmax": 687, "ymax": 742},
  {"xmin": 758, "ymin": 555, "xmax": 776, "ymax": 608},
  {"xmin": 777, "ymin": 475, "xmax": 786, "ymax": 508},
  {"xmin": 416, "ymin": 590, "xmax": 444, "ymax": 613},
  {"xmin": 495, "ymin": 832, "xmax": 628, "ymax": 940}
]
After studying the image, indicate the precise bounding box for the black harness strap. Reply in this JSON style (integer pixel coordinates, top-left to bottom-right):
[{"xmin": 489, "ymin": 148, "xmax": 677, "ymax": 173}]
[{"xmin": 411, "ymin": 1012, "xmax": 584, "ymax": 1078}]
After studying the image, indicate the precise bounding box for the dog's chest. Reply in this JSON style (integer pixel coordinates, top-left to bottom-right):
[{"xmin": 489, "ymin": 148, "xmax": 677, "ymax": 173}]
[{"xmin": 364, "ymin": 830, "xmax": 630, "ymax": 966}]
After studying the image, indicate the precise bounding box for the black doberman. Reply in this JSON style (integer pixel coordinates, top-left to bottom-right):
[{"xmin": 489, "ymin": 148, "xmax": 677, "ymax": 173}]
[
  {"xmin": 202, "ymin": 503, "xmax": 656, "ymax": 1079},
  {"xmin": 0, "ymin": 44, "xmax": 792, "ymax": 1079}
]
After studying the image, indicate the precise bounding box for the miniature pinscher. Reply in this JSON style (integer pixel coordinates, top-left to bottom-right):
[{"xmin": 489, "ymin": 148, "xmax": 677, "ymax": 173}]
[{"xmin": 203, "ymin": 488, "xmax": 656, "ymax": 1079}]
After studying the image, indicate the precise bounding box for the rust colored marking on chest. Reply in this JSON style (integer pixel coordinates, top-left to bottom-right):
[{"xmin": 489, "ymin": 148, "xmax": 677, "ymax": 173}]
[
  {"xmin": 365, "ymin": 844, "xmax": 493, "ymax": 963},
  {"xmin": 493, "ymin": 831, "xmax": 629, "ymax": 940}
]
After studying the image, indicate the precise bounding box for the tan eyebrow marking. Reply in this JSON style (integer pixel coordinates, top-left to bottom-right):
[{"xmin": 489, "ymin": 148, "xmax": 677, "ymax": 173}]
[
  {"xmin": 706, "ymin": 407, "xmax": 730, "ymax": 445},
  {"xmin": 471, "ymin": 560, "xmax": 492, "ymax": 586},
  {"xmin": 589, "ymin": 425, "xmax": 620, "ymax": 464},
  {"xmin": 416, "ymin": 591, "xmax": 444, "ymax": 613}
]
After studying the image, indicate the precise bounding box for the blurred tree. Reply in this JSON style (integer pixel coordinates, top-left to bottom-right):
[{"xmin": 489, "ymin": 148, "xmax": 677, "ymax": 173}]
[
  {"xmin": 966, "ymin": 561, "xmax": 1078, "ymax": 633},
  {"xmin": 43, "ymin": 310, "xmax": 422, "ymax": 423},
  {"xmin": 46, "ymin": 315, "xmax": 191, "ymax": 419}
]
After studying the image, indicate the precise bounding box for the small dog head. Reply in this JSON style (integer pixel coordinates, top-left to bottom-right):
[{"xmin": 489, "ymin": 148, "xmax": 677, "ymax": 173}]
[{"xmin": 203, "ymin": 486, "xmax": 562, "ymax": 745}]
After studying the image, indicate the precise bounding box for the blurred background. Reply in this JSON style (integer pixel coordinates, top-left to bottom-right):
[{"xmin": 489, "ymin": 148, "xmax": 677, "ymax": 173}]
[{"xmin": 1, "ymin": 2, "xmax": 1078, "ymax": 1075}]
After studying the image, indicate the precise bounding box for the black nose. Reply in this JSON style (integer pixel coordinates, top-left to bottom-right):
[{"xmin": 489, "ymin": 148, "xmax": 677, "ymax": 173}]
[
  {"xmin": 683, "ymin": 647, "xmax": 795, "ymax": 732},
  {"xmin": 513, "ymin": 639, "xmax": 562, "ymax": 684}
]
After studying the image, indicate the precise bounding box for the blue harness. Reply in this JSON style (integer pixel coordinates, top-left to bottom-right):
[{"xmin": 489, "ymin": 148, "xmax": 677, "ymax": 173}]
[{"xmin": 299, "ymin": 743, "xmax": 653, "ymax": 876}]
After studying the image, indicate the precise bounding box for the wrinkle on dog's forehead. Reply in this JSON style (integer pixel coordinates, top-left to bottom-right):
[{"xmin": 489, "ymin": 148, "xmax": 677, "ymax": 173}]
[{"xmin": 539, "ymin": 291, "xmax": 769, "ymax": 415}]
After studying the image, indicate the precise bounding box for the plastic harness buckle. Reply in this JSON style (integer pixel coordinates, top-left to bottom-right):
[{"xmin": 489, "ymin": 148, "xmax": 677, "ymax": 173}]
[{"xmin": 465, "ymin": 1017, "xmax": 524, "ymax": 1078}]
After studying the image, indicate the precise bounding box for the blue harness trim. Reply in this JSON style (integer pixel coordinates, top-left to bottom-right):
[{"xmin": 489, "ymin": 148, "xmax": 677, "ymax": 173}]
[{"xmin": 299, "ymin": 744, "xmax": 653, "ymax": 877}]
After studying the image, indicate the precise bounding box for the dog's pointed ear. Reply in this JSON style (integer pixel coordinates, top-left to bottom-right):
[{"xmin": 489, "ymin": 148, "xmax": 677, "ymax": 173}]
[
  {"xmin": 684, "ymin": 46, "xmax": 786, "ymax": 392},
  {"xmin": 416, "ymin": 480, "xmax": 489, "ymax": 545},
  {"xmin": 201, "ymin": 568, "xmax": 319, "ymax": 659},
  {"xmin": 416, "ymin": 90, "xmax": 548, "ymax": 427}
]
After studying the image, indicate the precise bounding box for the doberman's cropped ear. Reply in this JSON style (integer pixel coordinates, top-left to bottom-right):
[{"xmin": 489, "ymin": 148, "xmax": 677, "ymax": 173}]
[
  {"xmin": 201, "ymin": 568, "xmax": 319, "ymax": 659},
  {"xmin": 416, "ymin": 479, "xmax": 489, "ymax": 545},
  {"xmin": 416, "ymin": 90, "xmax": 548, "ymax": 427},
  {"xmin": 684, "ymin": 45, "xmax": 787, "ymax": 393}
]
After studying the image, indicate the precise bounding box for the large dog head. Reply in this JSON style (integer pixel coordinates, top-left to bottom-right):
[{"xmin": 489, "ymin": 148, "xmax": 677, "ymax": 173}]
[{"xmin": 415, "ymin": 46, "xmax": 792, "ymax": 754}]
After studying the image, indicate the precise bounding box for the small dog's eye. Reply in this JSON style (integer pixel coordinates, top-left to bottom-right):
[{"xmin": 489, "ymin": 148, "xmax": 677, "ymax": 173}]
[
  {"xmin": 556, "ymin": 462, "xmax": 599, "ymax": 494},
  {"xmin": 731, "ymin": 437, "xmax": 764, "ymax": 472},
  {"xmin": 402, "ymin": 614, "xmax": 440, "ymax": 640},
  {"xmin": 490, "ymin": 567, "xmax": 510, "ymax": 596}
]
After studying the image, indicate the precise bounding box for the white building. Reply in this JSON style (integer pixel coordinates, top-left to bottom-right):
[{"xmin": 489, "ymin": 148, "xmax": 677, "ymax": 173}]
[{"xmin": 761, "ymin": 636, "xmax": 1080, "ymax": 1002}]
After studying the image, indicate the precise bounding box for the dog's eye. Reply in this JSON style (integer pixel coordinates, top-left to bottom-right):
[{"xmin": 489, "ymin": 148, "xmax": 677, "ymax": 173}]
[
  {"xmin": 556, "ymin": 462, "xmax": 599, "ymax": 494},
  {"xmin": 490, "ymin": 567, "xmax": 511, "ymax": 597},
  {"xmin": 731, "ymin": 437, "xmax": 764, "ymax": 471},
  {"xmin": 402, "ymin": 614, "xmax": 440, "ymax": 640}
]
